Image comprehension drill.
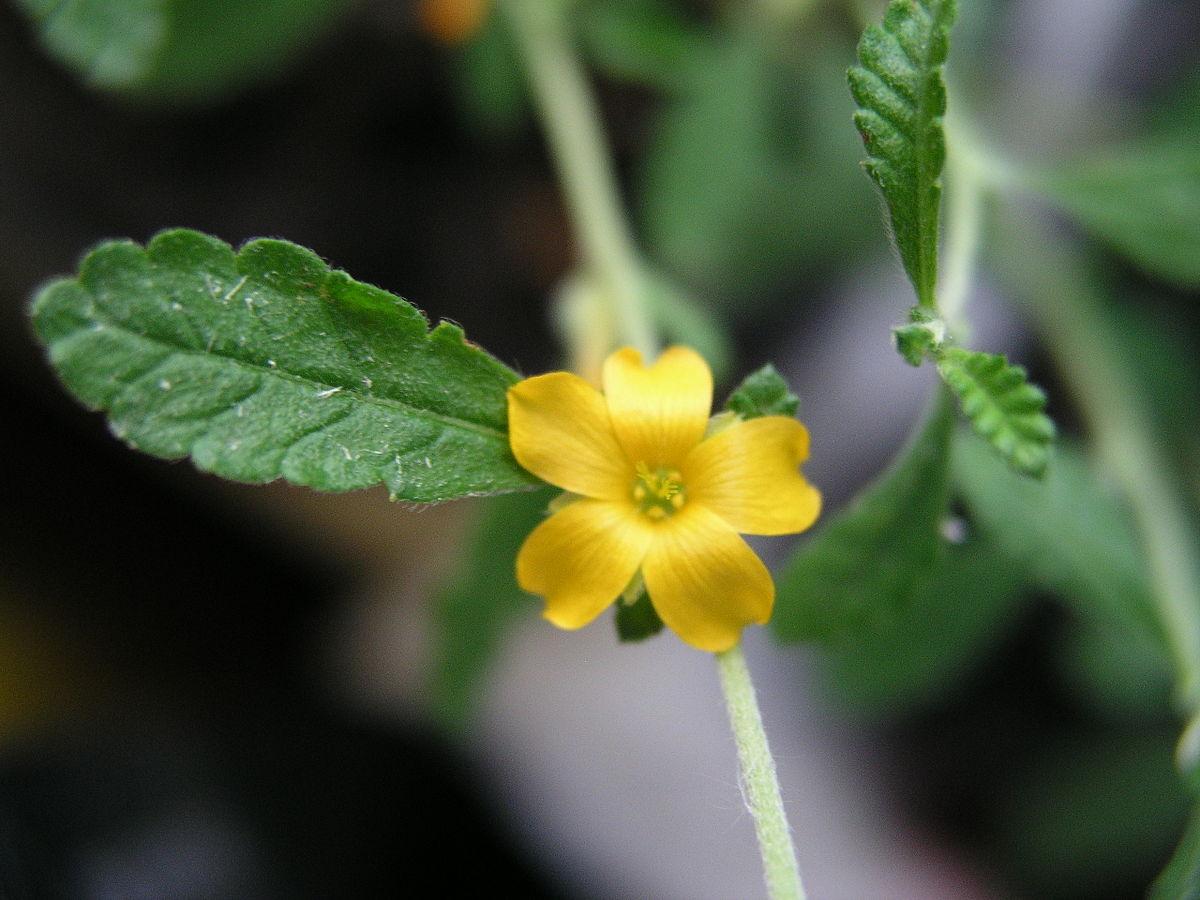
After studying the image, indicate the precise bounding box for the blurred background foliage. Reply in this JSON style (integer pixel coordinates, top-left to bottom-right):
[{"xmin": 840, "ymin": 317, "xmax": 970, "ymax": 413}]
[{"xmin": 2, "ymin": 0, "xmax": 1199, "ymax": 896}]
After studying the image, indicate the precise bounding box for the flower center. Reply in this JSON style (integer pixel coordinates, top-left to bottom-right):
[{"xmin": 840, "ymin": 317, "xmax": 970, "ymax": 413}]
[{"xmin": 632, "ymin": 462, "xmax": 686, "ymax": 519}]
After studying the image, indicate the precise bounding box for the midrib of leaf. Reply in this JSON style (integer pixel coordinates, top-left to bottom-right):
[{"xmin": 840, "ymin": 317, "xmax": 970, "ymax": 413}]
[
  {"xmin": 850, "ymin": 0, "xmax": 956, "ymax": 308},
  {"xmin": 72, "ymin": 311, "xmax": 510, "ymax": 443},
  {"xmin": 906, "ymin": 1, "xmax": 943, "ymax": 304}
]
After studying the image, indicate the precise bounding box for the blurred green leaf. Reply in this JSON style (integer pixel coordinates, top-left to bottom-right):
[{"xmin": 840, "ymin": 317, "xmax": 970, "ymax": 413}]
[
  {"xmin": 1152, "ymin": 803, "xmax": 1200, "ymax": 900},
  {"xmin": 723, "ymin": 364, "xmax": 799, "ymax": 420},
  {"xmin": 1038, "ymin": 142, "xmax": 1200, "ymax": 289},
  {"xmin": 433, "ymin": 489, "xmax": 552, "ymax": 725},
  {"xmin": 615, "ymin": 590, "xmax": 665, "ymax": 642},
  {"xmin": 31, "ymin": 229, "xmax": 539, "ymax": 501},
  {"xmin": 1057, "ymin": 621, "xmax": 1173, "ymax": 724},
  {"xmin": 643, "ymin": 270, "xmax": 734, "ymax": 382},
  {"xmin": 640, "ymin": 30, "xmax": 877, "ymax": 307},
  {"xmin": 821, "ymin": 536, "xmax": 1025, "ymax": 715},
  {"xmin": 937, "ymin": 348, "xmax": 1055, "ymax": 477},
  {"xmin": 953, "ymin": 436, "xmax": 1162, "ymax": 644},
  {"xmin": 1110, "ymin": 302, "xmax": 1200, "ymax": 513},
  {"xmin": 579, "ymin": 0, "xmax": 711, "ymax": 91},
  {"xmin": 848, "ymin": 0, "xmax": 957, "ymax": 307},
  {"xmin": 16, "ymin": 0, "xmax": 351, "ymax": 103},
  {"xmin": 995, "ymin": 733, "xmax": 1190, "ymax": 899},
  {"xmin": 773, "ymin": 389, "xmax": 954, "ymax": 643},
  {"xmin": 451, "ymin": 5, "xmax": 529, "ymax": 137}
]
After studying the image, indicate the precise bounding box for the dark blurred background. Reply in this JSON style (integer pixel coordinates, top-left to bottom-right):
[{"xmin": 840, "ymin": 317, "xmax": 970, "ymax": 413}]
[{"xmin": 1, "ymin": 0, "xmax": 1198, "ymax": 897}]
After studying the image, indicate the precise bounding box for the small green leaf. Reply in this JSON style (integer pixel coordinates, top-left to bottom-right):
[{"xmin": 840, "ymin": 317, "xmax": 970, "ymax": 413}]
[
  {"xmin": 432, "ymin": 488, "xmax": 553, "ymax": 726},
  {"xmin": 1152, "ymin": 804, "xmax": 1200, "ymax": 900},
  {"xmin": 1038, "ymin": 142, "xmax": 1200, "ymax": 288},
  {"xmin": 937, "ymin": 347, "xmax": 1054, "ymax": 477},
  {"xmin": 892, "ymin": 306, "xmax": 946, "ymax": 366},
  {"xmin": 615, "ymin": 590, "xmax": 665, "ymax": 643},
  {"xmin": 820, "ymin": 536, "xmax": 1026, "ymax": 715},
  {"xmin": 953, "ymin": 436, "xmax": 1163, "ymax": 645},
  {"xmin": 31, "ymin": 229, "xmax": 539, "ymax": 502},
  {"xmin": 773, "ymin": 389, "xmax": 954, "ymax": 643},
  {"xmin": 848, "ymin": 0, "xmax": 958, "ymax": 307},
  {"xmin": 723, "ymin": 365, "xmax": 799, "ymax": 420},
  {"xmin": 15, "ymin": 0, "xmax": 350, "ymax": 102}
]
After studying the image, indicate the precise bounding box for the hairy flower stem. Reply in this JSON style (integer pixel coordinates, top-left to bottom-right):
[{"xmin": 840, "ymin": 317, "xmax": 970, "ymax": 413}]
[
  {"xmin": 505, "ymin": 1, "xmax": 808, "ymax": 887},
  {"xmin": 717, "ymin": 644, "xmax": 807, "ymax": 900},
  {"xmin": 501, "ymin": 0, "xmax": 657, "ymax": 359}
]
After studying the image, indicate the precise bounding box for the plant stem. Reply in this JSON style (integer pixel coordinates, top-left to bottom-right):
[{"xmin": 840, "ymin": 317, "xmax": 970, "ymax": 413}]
[
  {"xmin": 501, "ymin": 0, "xmax": 657, "ymax": 359},
  {"xmin": 716, "ymin": 644, "xmax": 807, "ymax": 900}
]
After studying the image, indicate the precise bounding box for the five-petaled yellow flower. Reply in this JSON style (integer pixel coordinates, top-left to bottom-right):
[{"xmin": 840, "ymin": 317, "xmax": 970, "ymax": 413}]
[{"xmin": 507, "ymin": 346, "xmax": 821, "ymax": 652}]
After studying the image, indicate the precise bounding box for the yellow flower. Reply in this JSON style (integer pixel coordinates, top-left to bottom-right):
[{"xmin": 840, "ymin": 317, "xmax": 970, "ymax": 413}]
[{"xmin": 507, "ymin": 346, "xmax": 821, "ymax": 652}]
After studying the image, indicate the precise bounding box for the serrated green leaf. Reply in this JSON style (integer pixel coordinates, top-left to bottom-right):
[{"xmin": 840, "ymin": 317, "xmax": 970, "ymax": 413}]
[
  {"xmin": 821, "ymin": 536, "xmax": 1026, "ymax": 715},
  {"xmin": 1152, "ymin": 804, "xmax": 1200, "ymax": 900},
  {"xmin": 937, "ymin": 347, "xmax": 1054, "ymax": 477},
  {"xmin": 773, "ymin": 389, "xmax": 954, "ymax": 643},
  {"xmin": 1038, "ymin": 142, "xmax": 1200, "ymax": 288},
  {"xmin": 432, "ymin": 488, "xmax": 553, "ymax": 726},
  {"xmin": 848, "ymin": 0, "xmax": 957, "ymax": 307},
  {"xmin": 723, "ymin": 365, "xmax": 799, "ymax": 420},
  {"xmin": 615, "ymin": 590, "xmax": 665, "ymax": 642},
  {"xmin": 15, "ymin": 0, "xmax": 350, "ymax": 102},
  {"xmin": 31, "ymin": 229, "xmax": 540, "ymax": 502},
  {"xmin": 953, "ymin": 436, "xmax": 1163, "ymax": 645}
]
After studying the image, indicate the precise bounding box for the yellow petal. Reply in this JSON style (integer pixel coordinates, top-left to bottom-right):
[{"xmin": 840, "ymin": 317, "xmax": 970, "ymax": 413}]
[
  {"xmin": 517, "ymin": 499, "xmax": 653, "ymax": 630},
  {"xmin": 684, "ymin": 416, "xmax": 821, "ymax": 536},
  {"xmin": 508, "ymin": 372, "xmax": 632, "ymax": 499},
  {"xmin": 602, "ymin": 346, "xmax": 712, "ymax": 467},
  {"xmin": 641, "ymin": 505, "xmax": 774, "ymax": 652}
]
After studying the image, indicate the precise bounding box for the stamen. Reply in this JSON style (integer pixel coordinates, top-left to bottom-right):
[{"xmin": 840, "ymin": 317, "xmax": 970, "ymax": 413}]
[{"xmin": 633, "ymin": 462, "xmax": 687, "ymax": 518}]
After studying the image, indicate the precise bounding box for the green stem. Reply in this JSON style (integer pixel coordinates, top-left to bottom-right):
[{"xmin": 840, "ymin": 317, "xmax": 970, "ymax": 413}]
[
  {"xmin": 716, "ymin": 644, "xmax": 807, "ymax": 900},
  {"xmin": 501, "ymin": 0, "xmax": 657, "ymax": 359}
]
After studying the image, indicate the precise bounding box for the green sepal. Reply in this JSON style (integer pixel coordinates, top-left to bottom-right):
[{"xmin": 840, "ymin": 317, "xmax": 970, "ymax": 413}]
[
  {"xmin": 615, "ymin": 590, "xmax": 665, "ymax": 643},
  {"xmin": 31, "ymin": 229, "xmax": 540, "ymax": 502},
  {"xmin": 723, "ymin": 364, "xmax": 800, "ymax": 420},
  {"xmin": 848, "ymin": 0, "xmax": 958, "ymax": 307},
  {"xmin": 773, "ymin": 388, "xmax": 955, "ymax": 643},
  {"xmin": 937, "ymin": 347, "xmax": 1055, "ymax": 478}
]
